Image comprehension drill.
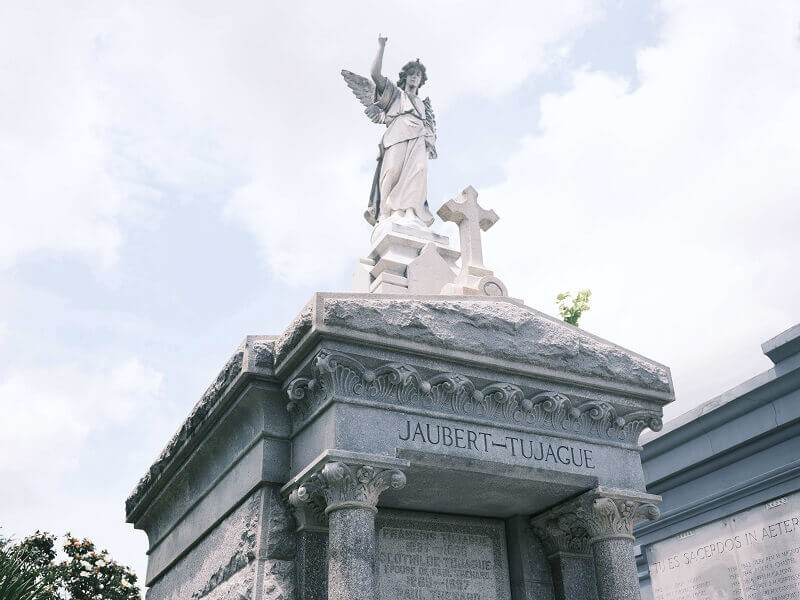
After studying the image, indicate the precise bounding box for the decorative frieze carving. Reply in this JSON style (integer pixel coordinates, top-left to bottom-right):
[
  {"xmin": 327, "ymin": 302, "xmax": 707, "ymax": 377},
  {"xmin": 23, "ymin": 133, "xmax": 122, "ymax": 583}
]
[
  {"xmin": 289, "ymin": 461, "xmax": 407, "ymax": 515},
  {"xmin": 285, "ymin": 350, "xmax": 662, "ymax": 446}
]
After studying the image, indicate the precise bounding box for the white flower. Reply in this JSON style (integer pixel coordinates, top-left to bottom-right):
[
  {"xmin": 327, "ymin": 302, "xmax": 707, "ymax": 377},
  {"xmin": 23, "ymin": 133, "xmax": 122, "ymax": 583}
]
[
  {"xmin": 121, "ymin": 579, "xmax": 133, "ymax": 589},
  {"xmin": 96, "ymin": 559, "xmax": 106, "ymax": 567},
  {"xmin": 81, "ymin": 560, "xmax": 93, "ymax": 570},
  {"xmin": 80, "ymin": 571, "xmax": 91, "ymax": 578}
]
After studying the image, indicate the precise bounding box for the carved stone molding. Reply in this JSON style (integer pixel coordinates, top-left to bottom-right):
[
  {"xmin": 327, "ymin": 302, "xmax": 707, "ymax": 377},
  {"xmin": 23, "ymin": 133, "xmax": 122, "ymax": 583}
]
[
  {"xmin": 285, "ymin": 350, "xmax": 662, "ymax": 446},
  {"xmin": 289, "ymin": 461, "xmax": 407, "ymax": 515}
]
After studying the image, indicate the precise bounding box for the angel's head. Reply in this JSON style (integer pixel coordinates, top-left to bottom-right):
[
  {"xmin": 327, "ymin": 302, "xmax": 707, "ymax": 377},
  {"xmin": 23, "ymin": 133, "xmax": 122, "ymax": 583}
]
[{"xmin": 398, "ymin": 59, "xmax": 427, "ymax": 91}]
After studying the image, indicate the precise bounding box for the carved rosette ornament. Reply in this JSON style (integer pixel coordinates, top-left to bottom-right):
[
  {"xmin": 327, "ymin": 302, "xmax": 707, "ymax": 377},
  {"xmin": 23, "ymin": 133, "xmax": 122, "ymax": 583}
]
[
  {"xmin": 291, "ymin": 461, "xmax": 407, "ymax": 515},
  {"xmin": 579, "ymin": 494, "xmax": 661, "ymax": 543},
  {"xmin": 285, "ymin": 350, "xmax": 663, "ymax": 446}
]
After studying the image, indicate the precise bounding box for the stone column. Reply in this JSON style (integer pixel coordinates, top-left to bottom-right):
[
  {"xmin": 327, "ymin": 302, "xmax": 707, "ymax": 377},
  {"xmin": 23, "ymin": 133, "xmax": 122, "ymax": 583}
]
[
  {"xmin": 578, "ymin": 488, "xmax": 660, "ymax": 600},
  {"xmin": 531, "ymin": 508, "xmax": 597, "ymax": 600},
  {"xmin": 288, "ymin": 493, "xmax": 329, "ymax": 600},
  {"xmin": 288, "ymin": 460, "xmax": 407, "ymax": 600}
]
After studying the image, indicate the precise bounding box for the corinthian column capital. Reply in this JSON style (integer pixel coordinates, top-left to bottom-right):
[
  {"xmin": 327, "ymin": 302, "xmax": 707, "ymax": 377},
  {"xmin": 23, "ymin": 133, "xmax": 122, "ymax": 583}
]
[
  {"xmin": 578, "ymin": 488, "xmax": 661, "ymax": 542},
  {"xmin": 283, "ymin": 450, "xmax": 409, "ymax": 516},
  {"xmin": 296, "ymin": 461, "xmax": 406, "ymax": 514}
]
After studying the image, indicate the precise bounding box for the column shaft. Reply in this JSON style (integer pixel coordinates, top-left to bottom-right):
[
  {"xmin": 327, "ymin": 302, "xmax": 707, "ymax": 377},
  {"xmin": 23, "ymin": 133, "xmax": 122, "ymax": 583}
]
[
  {"xmin": 327, "ymin": 507, "xmax": 378, "ymax": 600},
  {"xmin": 591, "ymin": 537, "xmax": 641, "ymax": 600},
  {"xmin": 549, "ymin": 553, "xmax": 598, "ymax": 600}
]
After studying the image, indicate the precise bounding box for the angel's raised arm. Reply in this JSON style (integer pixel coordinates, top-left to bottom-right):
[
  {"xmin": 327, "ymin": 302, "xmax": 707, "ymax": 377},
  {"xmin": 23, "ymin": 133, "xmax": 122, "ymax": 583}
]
[{"xmin": 371, "ymin": 35, "xmax": 388, "ymax": 94}]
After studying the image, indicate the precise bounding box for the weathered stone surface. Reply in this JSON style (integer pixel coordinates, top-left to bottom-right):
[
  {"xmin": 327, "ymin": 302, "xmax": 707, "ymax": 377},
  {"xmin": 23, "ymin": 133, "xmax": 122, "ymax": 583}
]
[
  {"xmin": 320, "ymin": 296, "xmax": 671, "ymax": 393},
  {"xmin": 145, "ymin": 491, "xmax": 261, "ymax": 600},
  {"xmin": 193, "ymin": 565, "xmax": 255, "ymax": 600},
  {"xmin": 262, "ymin": 486, "xmax": 296, "ymax": 560},
  {"xmin": 259, "ymin": 560, "xmax": 296, "ymax": 600},
  {"xmin": 274, "ymin": 300, "xmax": 314, "ymax": 365}
]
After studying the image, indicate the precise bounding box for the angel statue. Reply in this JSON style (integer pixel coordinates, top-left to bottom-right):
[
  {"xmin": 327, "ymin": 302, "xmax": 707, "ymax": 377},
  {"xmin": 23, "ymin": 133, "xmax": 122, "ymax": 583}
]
[{"xmin": 342, "ymin": 35, "xmax": 437, "ymax": 227}]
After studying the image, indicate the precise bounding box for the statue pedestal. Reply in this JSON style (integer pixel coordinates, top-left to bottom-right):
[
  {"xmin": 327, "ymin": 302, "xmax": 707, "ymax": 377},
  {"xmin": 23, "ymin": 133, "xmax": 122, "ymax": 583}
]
[{"xmin": 351, "ymin": 216, "xmax": 459, "ymax": 294}]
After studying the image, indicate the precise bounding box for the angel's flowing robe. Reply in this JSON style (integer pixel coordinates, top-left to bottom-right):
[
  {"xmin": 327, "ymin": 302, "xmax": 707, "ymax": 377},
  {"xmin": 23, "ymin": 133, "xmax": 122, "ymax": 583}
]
[{"xmin": 365, "ymin": 80, "xmax": 436, "ymax": 226}]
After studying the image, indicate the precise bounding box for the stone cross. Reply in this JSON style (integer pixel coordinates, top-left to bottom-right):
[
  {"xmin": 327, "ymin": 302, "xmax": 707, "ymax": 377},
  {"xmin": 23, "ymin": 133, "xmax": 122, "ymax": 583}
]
[
  {"xmin": 437, "ymin": 185, "xmax": 507, "ymax": 296},
  {"xmin": 437, "ymin": 185, "xmax": 498, "ymax": 271}
]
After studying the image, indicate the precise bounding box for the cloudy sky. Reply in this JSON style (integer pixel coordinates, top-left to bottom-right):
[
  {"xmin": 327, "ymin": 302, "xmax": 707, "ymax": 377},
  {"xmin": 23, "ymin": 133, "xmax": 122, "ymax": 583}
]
[{"xmin": 1, "ymin": 0, "xmax": 798, "ymax": 587}]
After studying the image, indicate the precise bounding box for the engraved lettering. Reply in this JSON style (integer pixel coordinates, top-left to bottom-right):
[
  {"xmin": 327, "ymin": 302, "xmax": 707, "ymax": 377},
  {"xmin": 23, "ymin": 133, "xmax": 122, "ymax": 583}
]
[
  {"xmin": 400, "ymin": 420, "xmax": 411, "ymax": 441},
  {"xmin": 397, "ymin": 419, "xmax": 597, "ymax": 470}
]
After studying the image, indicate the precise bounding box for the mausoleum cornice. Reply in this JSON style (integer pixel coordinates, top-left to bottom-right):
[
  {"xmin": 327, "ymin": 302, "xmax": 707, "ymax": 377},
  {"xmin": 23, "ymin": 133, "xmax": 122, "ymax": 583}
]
[{"xmin": 274, "ymin": 293, "xmax": 674, "ymax": 401}]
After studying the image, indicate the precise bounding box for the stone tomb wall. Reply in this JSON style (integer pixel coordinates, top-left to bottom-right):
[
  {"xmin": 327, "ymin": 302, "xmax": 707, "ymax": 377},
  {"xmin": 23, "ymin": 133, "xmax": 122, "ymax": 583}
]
[
  {"xmin": 376, "ymin": 510, "xmax": 511, "ymax": 600},
  {"xmin": 645, "ymin": 490, "xmax": 800, "ymax": 600}
]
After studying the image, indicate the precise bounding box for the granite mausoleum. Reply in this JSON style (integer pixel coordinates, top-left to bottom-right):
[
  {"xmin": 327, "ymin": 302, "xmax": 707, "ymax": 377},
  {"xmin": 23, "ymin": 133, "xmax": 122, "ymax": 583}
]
[
  {"xmin": 126, "ymin": 36, "xmax": 674, "ymax": 600},
  {"xmin": 126, "ymin": 293, "xmax": 673, "ymax": 600}
]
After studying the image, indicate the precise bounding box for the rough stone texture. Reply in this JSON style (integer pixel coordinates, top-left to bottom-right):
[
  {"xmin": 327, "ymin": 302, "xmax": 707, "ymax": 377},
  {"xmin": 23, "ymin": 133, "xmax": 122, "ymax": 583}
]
[
  {"xmin": 145, "ymin": 485, "xmax": 297, "ymax": 600},
  {"xmin": 274, "ymin": 301, "xmax": 314, "ymax": 365},
  {"xmin": 321, "ymin": 297, "xmax": 671, "ymax": 393},
  {"xmin": 146, "ymin": 491, "xmax": 261, "ymax": 600},
  {"xmin": 327, "ymin": 507, "xmax": 377, "ymax": 600},
  {"xmin": 591, "ymin": 538, "xmax": 641, "ymax": 600},
  {"xmin": 127, "ymin": 337, "xmax": 277, "ymax": 517},
  {"xmin": 195, "ymin": 565, "xmax": 255, "ymax": 600},
  {"xmin": 258, "ymin": 560, "xmax": 296, "ymax": 600},
  {"xmin": 261, "ymin": 486, "xmax": 297, "ymax": 560}
]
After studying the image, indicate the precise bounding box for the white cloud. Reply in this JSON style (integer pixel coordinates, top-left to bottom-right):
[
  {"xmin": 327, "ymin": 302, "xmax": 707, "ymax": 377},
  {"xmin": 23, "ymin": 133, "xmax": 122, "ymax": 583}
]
[
  {"xmin": 0, "ymin": 3, "xmax": 123, "ymax": 268},
  {"xmin": 0, "ymin": 358, "xmax": 163, "ymax": 474},
  {"xmin": 482, "ymin": 0, "xmax": 800, "ymax": 416},
  {"xmin": 0, "ymin": 1, "xmax": 601, "ymax": 280}
]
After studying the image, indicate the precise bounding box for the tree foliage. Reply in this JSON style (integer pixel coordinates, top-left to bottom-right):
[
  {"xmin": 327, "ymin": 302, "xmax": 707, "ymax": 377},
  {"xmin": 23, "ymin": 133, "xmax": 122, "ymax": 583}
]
[
  {"xmin": 556, "ymin": 289, "xmax": 592, "ymax": 327},
  {"xmin": 0, "ymin": 532, "xmax": 140, "ymax": 600}
]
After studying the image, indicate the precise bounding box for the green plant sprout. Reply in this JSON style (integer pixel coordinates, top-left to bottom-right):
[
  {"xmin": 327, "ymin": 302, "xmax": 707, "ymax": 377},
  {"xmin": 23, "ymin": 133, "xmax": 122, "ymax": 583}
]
[{"xmin": 556, "ymin": 289, "xmax": 592, "ymax": 327}]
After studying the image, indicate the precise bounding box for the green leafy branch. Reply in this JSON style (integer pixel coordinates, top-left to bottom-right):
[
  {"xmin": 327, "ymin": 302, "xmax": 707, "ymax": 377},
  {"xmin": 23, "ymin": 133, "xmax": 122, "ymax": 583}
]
[{"xmin": 556, "ymin": 289, "xmax": 592, "ymax": 327}]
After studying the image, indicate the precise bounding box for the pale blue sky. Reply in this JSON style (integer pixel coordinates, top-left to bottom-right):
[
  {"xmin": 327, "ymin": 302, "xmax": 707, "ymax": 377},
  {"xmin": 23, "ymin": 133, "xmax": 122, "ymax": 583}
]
[{"xmin": 1, "ymin": 0, "xmax": 798, "ymax": 588}]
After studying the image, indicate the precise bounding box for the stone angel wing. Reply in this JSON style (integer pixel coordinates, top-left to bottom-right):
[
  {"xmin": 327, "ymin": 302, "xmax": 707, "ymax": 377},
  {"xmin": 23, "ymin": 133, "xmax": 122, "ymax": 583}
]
[
  {"xmin": 341, "ymin": 70, "xmax": 385, "ymax": 124},
  {"xmin": 423, "ymin": 96, "xmax": 438, "ymax": 159}
]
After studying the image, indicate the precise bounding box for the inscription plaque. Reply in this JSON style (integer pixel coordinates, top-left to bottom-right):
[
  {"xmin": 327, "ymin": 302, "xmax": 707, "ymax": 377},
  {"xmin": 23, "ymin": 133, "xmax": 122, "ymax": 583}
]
[
  {"xmin": 646, "ymin": 490, "xmax": 800, "ymax": 599},
  {"xmin": 377, "ymin": 510, "xmax": 511, "ymax": 600}
]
